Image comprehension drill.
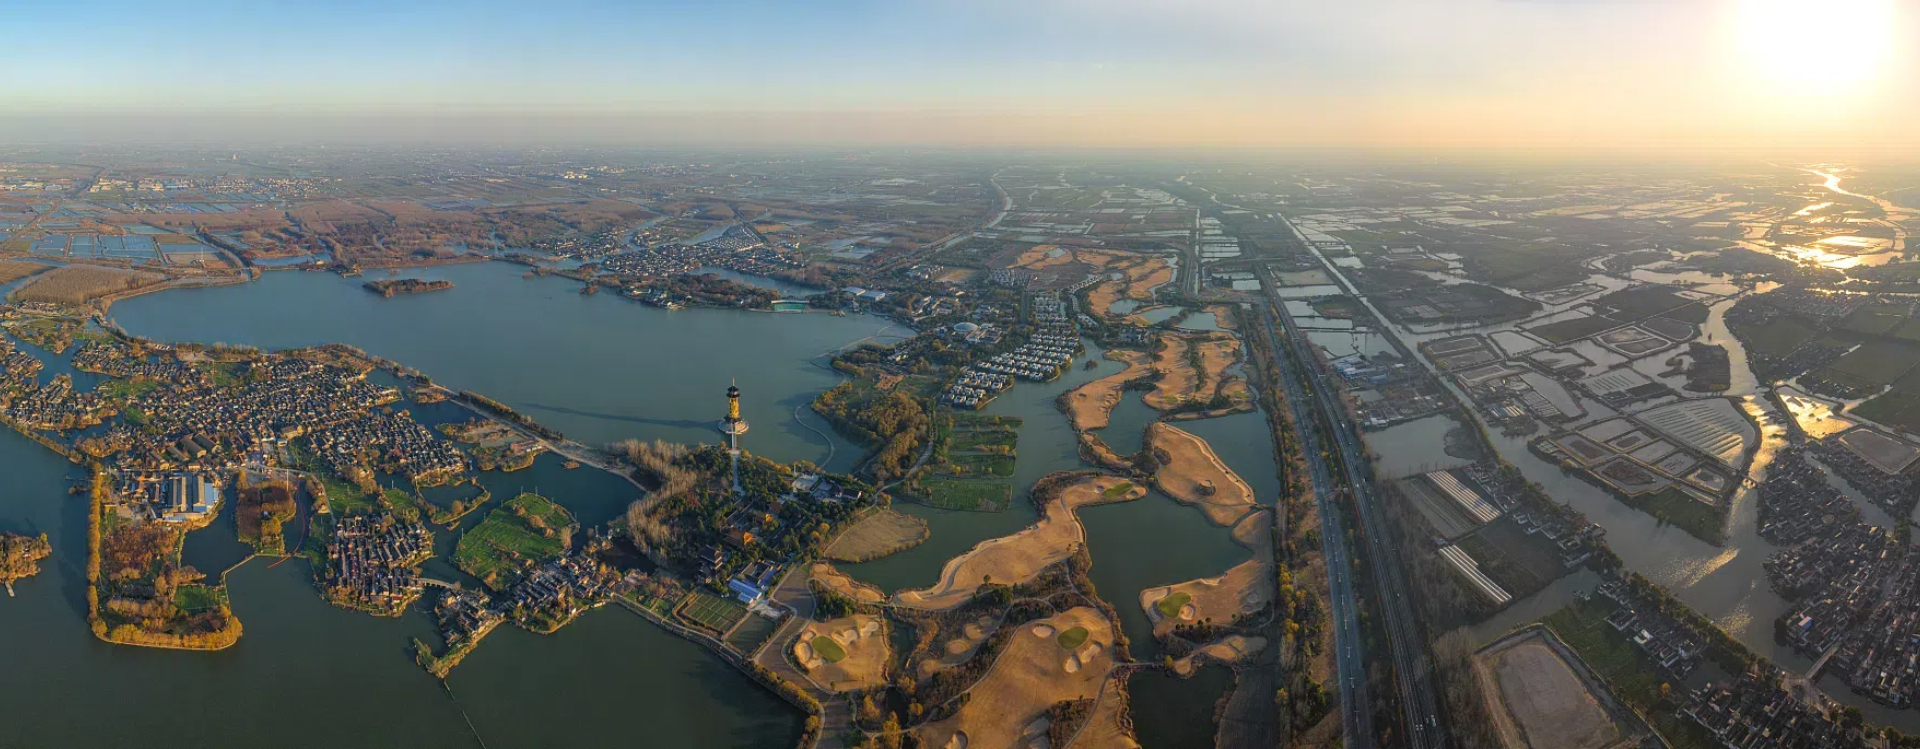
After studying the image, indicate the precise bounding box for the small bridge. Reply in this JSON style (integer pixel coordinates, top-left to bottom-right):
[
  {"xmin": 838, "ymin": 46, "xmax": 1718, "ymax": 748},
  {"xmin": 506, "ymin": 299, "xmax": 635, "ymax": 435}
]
[{"xmin": 420, "ymin": 578, "xmax": 459, "ymax": 591}]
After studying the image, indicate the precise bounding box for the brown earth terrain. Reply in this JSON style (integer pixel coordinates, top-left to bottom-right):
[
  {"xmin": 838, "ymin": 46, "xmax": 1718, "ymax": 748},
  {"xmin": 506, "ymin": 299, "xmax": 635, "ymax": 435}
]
[
  {"xmin": 917, "ymin": 606, "xmax": 1115, "ymax": 749},
  {"xmin": 1144, "ymin": 332, "xmax": 1247, "ymax": 412},
  {"xmin": 12, "ymin": 264, "xmax": 166, "ymax": 305},
  {"xmin": 1148, "ymin": 422, "xmax": 1257, "ymax": 526},
  {"xmin": 1065, "ymin": 349, "xmax": 1154, "ymax": 432},
  {"xmin": 1171, "ymin": 635, "xmax": 1269, "ymax": 676},
  {"xmin": 919, "ymin": 614, "xmax": 999, "ymax": 678},
  {"xmin": 791, "ymin": 614, "xmax": 889, "ymax": 692},
  {"xmin": 893, "ymin": 475, "xmax": 1144, "ymax": 610},
  {"xmin": 1074, "ymin": 676, "xmax": 1143, "ymax": 749},
  {"xmin": 1476, "ymin": 629, "xmax": 1635, "ymax": 749},
  {"xmin": 810, "ymin": 561, "xmax": 886, "ymax": 605},
  {"xmin": 824, "ymin": 508, "xmax": 929, "ymax": 562}
]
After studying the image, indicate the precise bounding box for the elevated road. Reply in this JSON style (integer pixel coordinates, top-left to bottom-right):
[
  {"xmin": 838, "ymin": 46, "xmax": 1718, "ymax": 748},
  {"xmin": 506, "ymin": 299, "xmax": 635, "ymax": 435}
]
[{"xmin": 1261, "ymin": 260, "xmax": 1446, "ymax": 748}]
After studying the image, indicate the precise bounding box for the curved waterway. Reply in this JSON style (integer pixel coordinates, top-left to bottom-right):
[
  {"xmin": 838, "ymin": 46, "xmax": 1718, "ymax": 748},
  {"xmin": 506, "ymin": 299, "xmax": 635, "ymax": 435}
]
[
  {"xmin": 1282, "ymin": 227, "xmax": 1831, "ymax": 679},
  {"xmin": 0, "ymin": 425, "xmax": 801, "ymax": 747},
  {"xmin": 49, "ymin": 263, "xmax": 1284, "ymax": 741}
]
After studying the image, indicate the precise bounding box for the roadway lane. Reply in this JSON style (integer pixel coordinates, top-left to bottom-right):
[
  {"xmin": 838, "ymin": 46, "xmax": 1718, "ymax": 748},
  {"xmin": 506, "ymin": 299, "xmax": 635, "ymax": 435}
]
[
  {"xmin": 1262, "ymin": 260, "xmax": 1447, "ymax": 749},
  {"xmin": 1254, "ymin": 300, "xmax": 1372, "ymax": 747}
]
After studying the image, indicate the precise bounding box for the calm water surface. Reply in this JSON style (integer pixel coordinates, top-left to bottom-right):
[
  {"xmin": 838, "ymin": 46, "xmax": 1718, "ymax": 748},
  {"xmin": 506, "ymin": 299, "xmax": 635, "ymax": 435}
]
[{"xmin": 35, "ymin": 265, "xmax": 1276, "ymax": 743}]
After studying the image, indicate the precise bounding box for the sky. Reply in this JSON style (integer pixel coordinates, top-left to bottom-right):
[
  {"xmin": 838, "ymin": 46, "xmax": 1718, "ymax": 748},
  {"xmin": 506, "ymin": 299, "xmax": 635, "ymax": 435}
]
[{"xmin": 2, "ymin": 0, "xmax": 1915, "ymax": 150}]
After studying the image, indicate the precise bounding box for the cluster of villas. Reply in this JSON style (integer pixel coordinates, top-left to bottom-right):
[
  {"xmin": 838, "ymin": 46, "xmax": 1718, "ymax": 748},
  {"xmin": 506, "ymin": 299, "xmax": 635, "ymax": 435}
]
[
  {"xmin": 939, "ymin": 292, "xmax": 1078, "ymax": 408},
  {"xmin": 1589, "ymin": 579, "xmax": 1705, "ymax": 679},
  {"xmin": 323, "ymin": 514, "xmax": 433, "ymax": 614},
  {"xmin": 1685, "ymin": 674, "xmax": 1867, "ymax": 749}
]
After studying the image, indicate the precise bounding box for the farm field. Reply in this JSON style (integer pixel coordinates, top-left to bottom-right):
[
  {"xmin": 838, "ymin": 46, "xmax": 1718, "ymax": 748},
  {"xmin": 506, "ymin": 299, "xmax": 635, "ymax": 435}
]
[
  {"xmin": 1526, "ymin": 315, "xmax": 1619, "ymax": 344},
  {"xmin": 823, "ymin": 507, "xmax": 929, "ymax": 562},
  {"xmin": 451, "ymin": 492, "xmax": 575, "ymax": 591},
  {"xmin": 11, "ymin": 264, "xmax": 165, "ymax": 305},
  {"xmin": 1813, "ymin": 339, "xmax": 1920, "ymax": 390},
  {"xmin": 1731, "ymin": 314, "xmax": 1820, "ymax": 358}
]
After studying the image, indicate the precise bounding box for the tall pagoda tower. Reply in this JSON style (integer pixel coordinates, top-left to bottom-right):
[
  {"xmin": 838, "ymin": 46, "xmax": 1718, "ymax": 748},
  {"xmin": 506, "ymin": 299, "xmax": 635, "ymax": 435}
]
[{"xmin": 720, "ymin": 383, "xmax": 749, "ymax": 495}]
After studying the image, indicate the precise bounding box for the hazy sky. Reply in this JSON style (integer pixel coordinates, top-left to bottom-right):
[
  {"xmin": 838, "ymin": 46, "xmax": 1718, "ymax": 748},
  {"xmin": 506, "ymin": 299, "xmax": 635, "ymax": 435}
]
[{"xmin": 3, "ymin": 0, "xmax": 1914, "ymax": 149}]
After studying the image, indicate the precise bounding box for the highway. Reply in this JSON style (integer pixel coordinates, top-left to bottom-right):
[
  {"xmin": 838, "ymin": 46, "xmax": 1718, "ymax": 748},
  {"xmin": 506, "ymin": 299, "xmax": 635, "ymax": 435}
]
[
  {"xmin": 1254, "ymin": 298, "xmax": 1373, "ymax": 747},
  {"xmin": 1261, "ymin": 261, "xmax": 1447, "ymax": 749}
]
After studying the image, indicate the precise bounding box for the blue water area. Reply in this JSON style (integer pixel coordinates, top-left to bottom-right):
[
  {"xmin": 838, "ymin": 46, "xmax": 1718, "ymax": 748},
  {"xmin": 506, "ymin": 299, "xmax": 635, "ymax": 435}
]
[
  {"xmin": 30, "ymin": 238, "xmax": 66, "ymax": 255},
  {"xmin": 251, "ymin": 254, "xmax": 317, "ymax": 267},
  {"xmin": 1109, "ymin": 299, "xmax": 1142, "ymax": 314},
  {"xmin": 1130, "ymin": 665, "xmax": 1233, "ymax": 746},
  {"xmin": 1137, "ymin": 306, "xmax": 1182, "ymax": 324},
  {"xmin": 1096, "ymin": 392, "xmax": 1156, "ymax": 456}
]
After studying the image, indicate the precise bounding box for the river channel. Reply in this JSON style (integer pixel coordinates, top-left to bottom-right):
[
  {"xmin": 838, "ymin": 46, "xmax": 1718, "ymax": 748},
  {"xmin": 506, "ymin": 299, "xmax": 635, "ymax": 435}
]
[
  {"xmin": 1277, "ymin": 177, "xmax": 1920, "ymax": 729},
  {"xmin": 0, "ymin": 261, "xmax": 1277, "ymax": 745}
]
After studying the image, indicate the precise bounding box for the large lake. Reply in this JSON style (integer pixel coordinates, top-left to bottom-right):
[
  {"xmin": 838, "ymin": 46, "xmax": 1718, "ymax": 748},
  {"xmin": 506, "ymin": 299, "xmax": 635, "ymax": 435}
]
[{"xmin": 7, "ymin": 261, "xmax": 1274, "ymax": 746}]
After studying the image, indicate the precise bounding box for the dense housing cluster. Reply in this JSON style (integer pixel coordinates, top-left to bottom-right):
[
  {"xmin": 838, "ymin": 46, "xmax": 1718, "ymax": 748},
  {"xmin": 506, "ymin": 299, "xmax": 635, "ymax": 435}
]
[
  {"xmin": 322, "ymin": 514, "xmax": 433, "ymax": 616},
  {"xmin": 1685, "ymin": 674, "xmax": 1866, "ymax": 749}
]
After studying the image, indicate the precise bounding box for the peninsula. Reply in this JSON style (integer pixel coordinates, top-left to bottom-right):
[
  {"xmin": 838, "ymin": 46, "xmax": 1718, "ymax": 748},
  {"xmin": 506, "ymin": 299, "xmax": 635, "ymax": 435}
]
[
  {"xmin": 363, "ymin": 278, "xmax": 454, "ymax": 297},
  {"xmin": 0, "ymin": 532, "xmax": 51, "ymax": 595}
]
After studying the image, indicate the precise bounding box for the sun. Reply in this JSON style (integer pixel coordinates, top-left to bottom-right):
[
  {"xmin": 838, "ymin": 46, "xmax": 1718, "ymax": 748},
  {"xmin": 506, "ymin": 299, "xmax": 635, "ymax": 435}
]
[{"xmin": 1728, "ymin": 0, "xmax": 1897, "ymax": 93}]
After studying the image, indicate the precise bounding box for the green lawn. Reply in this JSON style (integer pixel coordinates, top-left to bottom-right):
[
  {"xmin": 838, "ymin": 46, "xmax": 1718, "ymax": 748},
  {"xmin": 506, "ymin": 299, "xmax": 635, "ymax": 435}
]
[
  {"xmin": 811, "ymin": 634, "xmax": 848, "ymax": 663},
  {"xmin": 1457, "ymin": 521, "xmax": 1568, "ymax": 599},
  {"xmin": 173, "ymin": 584, "xmax": 224, "ymax": 613},
  {"xmin": 1057, "ymin": 626, "xmax": 1089, "ymax": 650},
  {"xmin": 1852, "ymin": 375, "xmax": 1920, "ymax": 435},
  {"xmin": 1621, "ymin": 486, "xmax": 1728, "ymax": 546},
  {"xmin": 1838, "ymin": 303, "xmax": 1906, "ymax": 336},
  {"xmin": 1156, "ymin": 592, "xmax": 1191, "ymax": 619},
  {"xmin": 1815, "ymin": 339, "xmax": 1920, "ymax": 389},
  {"xmin": 1543, "ymin": 599, "xmax": 1719, "ymax": 749},
  {"xmin": 678, "ymin": 591, "xmax": 748, "ymax": 633},
  {"xmin": 96, "ymin": 378, "xmax": 158, "ymax": 402},
  {"xmin": 321, "ymin": 477, "xmax": 375, "ymax": 516},
  {"xmin": 381, "ymin": 487, "xmax": 429, "ymax": 524},
  {"xmin": 1735, "ymin": 314, "xmax": 1820, "ymax": 358},
  {"xmin": 453, "ymin": 493, "xmax": 574, "ymax": 591},
  {"xmin": 1526, "ymin": 315, "xmax": 1618, "ymax": 343},
  {"xmin": 624, "ymin": 591, "xmax": 675, "ymax": 617},
  {"xmin": 1101, "ymin": 481, "xmax": 1136, "ymax": 500},
  {"xmin": 725, "ymin": 612, "xmax": 781, "ymax": 652},
  {"xmin": 947, "ymin": 452, "xmax": 1015, "ymax": 477},
  {"xmin": 914, "ymin": 478, "xmax": 1012, "ymax": 511},
  {"xmin": 951, "ymin": 429, "xmax": 1017, "ymax": 451}
]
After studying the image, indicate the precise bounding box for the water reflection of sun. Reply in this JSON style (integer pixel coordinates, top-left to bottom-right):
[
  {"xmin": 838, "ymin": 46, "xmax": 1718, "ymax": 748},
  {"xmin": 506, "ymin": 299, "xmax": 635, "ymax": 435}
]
[{"xmin": 1729, "ymin": 0, "xmax": 1897, "ymax": 93}]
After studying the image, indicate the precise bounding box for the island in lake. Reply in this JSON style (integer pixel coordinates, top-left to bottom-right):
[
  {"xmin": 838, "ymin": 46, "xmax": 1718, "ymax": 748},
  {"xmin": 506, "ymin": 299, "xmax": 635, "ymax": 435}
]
[
  {"xmin": 0, "ymin": 532, "xmax": 52, "ymax": 596},
  {"xmin": 364, "ymin": 278, "xmax": 454, "ymax": 297}
]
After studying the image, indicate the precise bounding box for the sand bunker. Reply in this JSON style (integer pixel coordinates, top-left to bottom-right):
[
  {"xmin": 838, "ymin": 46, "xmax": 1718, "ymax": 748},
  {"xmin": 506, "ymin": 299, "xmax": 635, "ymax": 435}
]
[
  {"xmin": 792, "ymin": 614, "xmax": 889, "ymax": 692},
  {"xmin": 895, "ymin": 475, "xmax": 1145, "ymax": 610},
  {"xmin": 1149, "ymin": 422, "xmax": 1257, "ymax": 526},
  {"xmin": 1141, "ymin": 558, "xmax": 1271, "ymax": 633},
  {"xmin": 918, "ymin": 607, "xmax": 1114, "ymax": 749},
  {"xmin": 926, "ymin": 616, "xmax": 999, "ymax": 677}
]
